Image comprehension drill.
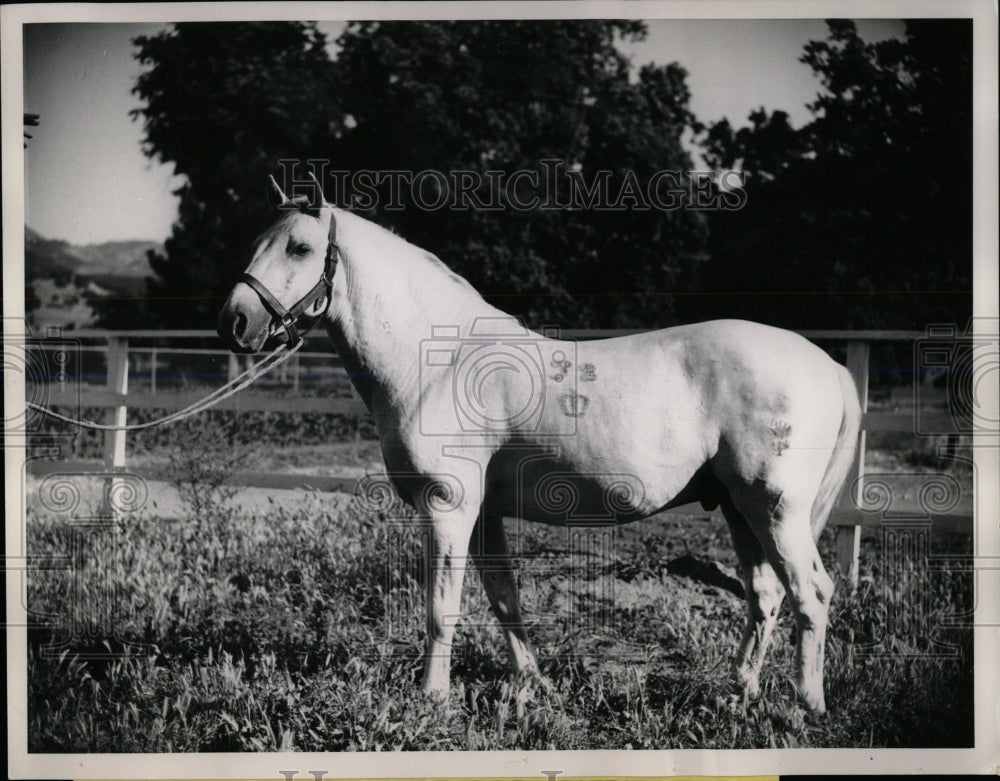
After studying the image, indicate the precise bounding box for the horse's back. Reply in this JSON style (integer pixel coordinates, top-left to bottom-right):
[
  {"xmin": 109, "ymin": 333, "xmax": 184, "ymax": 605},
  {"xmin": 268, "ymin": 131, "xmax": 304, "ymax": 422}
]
[
  {"xmin": 571, "ymin": 319, "xmax": 845, "ymax": 434},
  {"xmin": 583, "ymin": 319, "xmax": 833, "ymax": 369}
]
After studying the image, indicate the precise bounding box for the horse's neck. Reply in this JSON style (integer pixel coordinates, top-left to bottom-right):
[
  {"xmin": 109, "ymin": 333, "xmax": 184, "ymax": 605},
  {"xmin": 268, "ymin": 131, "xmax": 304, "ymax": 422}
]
[{"xmin": 325, "ymin": 209, "xmax": 505, "ymax": 411}]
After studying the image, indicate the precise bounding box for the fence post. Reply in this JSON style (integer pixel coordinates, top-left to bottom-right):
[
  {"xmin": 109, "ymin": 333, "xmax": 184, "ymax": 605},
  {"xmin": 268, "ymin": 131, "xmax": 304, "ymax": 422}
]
[
  {"xmin": 836, "ymin": 339, "xmax": 870, "ymax": 592},
  {"xmin": 228, "ymin": 353, "xmax": 239, "ymax": 383},
  {"xmin": 103, "ymin": 337, "xmax": 129, "ymax": 516},
  {"xmin": 150, "ymin": 348, "xmax": 157, "ymax": 395}
]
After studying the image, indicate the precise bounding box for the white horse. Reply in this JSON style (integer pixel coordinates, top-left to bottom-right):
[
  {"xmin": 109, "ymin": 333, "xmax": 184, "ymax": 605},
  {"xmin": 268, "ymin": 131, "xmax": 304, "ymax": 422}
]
[{"xmin": 218, "ymin": 178, "xmax": 861, "ymax": 714}]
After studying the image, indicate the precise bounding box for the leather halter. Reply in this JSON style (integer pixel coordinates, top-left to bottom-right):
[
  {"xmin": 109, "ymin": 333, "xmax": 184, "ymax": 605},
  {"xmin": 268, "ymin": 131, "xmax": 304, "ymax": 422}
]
[{"xmin": 238, "ymin": 209, "xmax": 340, "ymax": 347}]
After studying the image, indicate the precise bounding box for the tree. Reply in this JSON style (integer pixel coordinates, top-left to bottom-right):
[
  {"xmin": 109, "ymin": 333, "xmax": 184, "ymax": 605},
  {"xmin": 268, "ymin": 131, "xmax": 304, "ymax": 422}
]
[
  {"xmin": 703, "ymin": 109, "xmax": 803, "ymax": 181},
  {"xmin": 114, "ymin": 20, "xmax": 707, "ymax": 330},
  {"xmin": 97, "ymin": 22, "xmax": 339, "ymax": 328},
  {"xmin": 329, "ymin": 20, "xmax": 706, "ymax": 328},
  {"xmin": 688, "ymin": 20, "xmax": 972, "ymax": 331}
]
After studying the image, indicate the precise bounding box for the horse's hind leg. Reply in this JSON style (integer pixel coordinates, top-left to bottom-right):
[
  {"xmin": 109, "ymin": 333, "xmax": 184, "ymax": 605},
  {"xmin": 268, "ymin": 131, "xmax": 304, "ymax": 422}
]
[
  {"xmin": 772, "ymin": 522, "xmax": 834, "ymax": 714},
  {"xmin": 720, "ymin": 496, "xmax": 785, "ymax": 701},
  {"xmin": 469, "ymin": 512, "xmax": 539, "ymax": 677},
  {"xmin": 734, "ymin": 488, "xmax": 835, "ymax": 713}
]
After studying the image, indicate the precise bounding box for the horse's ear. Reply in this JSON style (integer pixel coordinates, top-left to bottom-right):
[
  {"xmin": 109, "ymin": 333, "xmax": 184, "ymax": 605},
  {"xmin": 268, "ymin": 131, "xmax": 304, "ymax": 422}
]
[
  {"xmin": 268, "ymin": 175, "xmax": 291, "ymax": 209},
  {"xmin": 300, "ymin": 171, "xmax": 330, "ymax": 217}
]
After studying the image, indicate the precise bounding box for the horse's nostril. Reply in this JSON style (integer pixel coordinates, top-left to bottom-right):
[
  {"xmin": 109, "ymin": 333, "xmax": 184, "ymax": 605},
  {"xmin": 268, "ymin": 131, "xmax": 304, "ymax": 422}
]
[{"xmin": 233, "ymin": 312, "xmax": 248, "ymax": 338}]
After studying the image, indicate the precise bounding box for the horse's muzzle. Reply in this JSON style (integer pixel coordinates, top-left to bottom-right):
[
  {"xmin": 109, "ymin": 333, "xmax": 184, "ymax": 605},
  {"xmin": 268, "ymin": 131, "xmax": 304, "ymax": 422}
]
[{"xmin": 218, "ymin": 285, "xmax": 271, "ymax": 353}]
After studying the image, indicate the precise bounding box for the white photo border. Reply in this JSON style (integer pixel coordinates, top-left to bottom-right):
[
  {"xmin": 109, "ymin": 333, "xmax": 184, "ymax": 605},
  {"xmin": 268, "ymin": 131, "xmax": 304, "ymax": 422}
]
[{"xmin": 4, "ymin": 0, "xmax": 998, "ymax": 777}]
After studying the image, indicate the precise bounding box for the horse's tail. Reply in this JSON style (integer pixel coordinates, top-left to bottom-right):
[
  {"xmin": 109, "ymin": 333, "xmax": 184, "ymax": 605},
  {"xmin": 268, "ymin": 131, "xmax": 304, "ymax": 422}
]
[{"xmin": 810, "ymin": 363, "xmax": 862, "ymax": 538}]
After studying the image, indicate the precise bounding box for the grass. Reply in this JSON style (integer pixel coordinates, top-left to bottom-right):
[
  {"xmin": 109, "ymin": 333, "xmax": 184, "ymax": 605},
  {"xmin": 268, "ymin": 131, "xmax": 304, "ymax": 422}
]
[
  {"xmin": 25, "ymin": 482, "xmax": 974, "ymax": 751},
  {"xmin": 24, "ymin": 394, "xmax": 975, "ymax": 751}
]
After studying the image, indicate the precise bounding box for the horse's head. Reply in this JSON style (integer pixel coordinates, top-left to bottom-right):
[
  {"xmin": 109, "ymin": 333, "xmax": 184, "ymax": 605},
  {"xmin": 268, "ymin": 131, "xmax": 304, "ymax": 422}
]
[{"xmin": 218, "ymin": 175, "xmax": 339, "ymax": 353}]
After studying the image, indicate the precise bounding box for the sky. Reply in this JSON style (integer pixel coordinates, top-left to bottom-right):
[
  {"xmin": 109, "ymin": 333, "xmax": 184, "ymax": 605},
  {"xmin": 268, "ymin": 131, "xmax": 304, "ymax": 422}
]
[
  {"xmin": 23, "ymin": 23, "xmax": 182, "ymax": 245},
  {"xmin": 22, "ymin": 19, "xmax": 904, "ymax": 245},
  {"xmin": 623, "ymin": 19, "xmax": 905, "ymax": 129}
]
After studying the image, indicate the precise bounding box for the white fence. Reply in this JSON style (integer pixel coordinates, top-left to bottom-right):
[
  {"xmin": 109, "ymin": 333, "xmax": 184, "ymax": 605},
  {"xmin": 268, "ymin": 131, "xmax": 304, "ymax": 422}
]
[{"xmin": 27, "ymin": 328, "xmax": 970, "ymax": 589}]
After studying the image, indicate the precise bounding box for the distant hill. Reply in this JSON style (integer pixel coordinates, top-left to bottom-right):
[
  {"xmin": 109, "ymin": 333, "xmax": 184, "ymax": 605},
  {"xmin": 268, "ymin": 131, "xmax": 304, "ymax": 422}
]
[
  {"xmin": 72, "ymin": 238, "xmax": 163, "ymax": 278},
  {"xmin": 24, "ymin": 226, "xmax": 85, "ymax": 284},
  {"xmin": 25, "ymin": 226, "xmax": 163, "ymax": 296},
  {"xmin": 25, "ymin": 226, "xmax": 164, "ymax": 329}
]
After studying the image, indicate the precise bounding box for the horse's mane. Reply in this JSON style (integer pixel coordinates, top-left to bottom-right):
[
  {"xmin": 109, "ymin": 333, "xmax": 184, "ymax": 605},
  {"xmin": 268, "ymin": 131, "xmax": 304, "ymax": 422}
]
[
  {"xmin": 337, "ymin": 208, "xmax": 486, "ymax": 305},
  {"xmin": 417, "ymin": 250, "xmax": 482, "ymax": 298}
]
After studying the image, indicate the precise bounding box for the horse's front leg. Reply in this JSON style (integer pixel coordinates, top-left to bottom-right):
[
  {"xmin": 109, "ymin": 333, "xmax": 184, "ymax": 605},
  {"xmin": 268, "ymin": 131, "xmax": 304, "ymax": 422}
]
[{"xmin": 419, "ymin": 485, "xmax": 480, "ymax": 698}]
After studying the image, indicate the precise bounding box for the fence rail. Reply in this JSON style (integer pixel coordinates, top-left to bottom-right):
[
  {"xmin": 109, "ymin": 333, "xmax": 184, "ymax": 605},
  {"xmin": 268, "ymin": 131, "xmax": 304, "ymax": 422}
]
[{"xmin": 25, "ymin": 328, "xmax": 972, "ymax": 590}]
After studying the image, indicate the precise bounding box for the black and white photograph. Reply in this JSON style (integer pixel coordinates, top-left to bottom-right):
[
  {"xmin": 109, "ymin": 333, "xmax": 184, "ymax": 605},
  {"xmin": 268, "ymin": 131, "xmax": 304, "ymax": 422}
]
[{"xmin": 4, "ymin": 1, "xmax": 998, "ymax": 776}]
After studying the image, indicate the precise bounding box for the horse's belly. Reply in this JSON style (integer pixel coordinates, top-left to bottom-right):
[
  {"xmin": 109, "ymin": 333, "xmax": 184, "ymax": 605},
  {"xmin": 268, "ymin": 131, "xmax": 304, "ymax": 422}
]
[{"xmin": 485, "ymin": 446, "xmax": 691, "ymax": 526}]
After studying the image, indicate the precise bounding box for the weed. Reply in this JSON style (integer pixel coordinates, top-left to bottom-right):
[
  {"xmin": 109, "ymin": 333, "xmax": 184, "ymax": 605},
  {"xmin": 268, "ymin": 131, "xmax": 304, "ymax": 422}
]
[{"xmin": 162, "ymin": 416, "xmax": 259, "ymax": 518}]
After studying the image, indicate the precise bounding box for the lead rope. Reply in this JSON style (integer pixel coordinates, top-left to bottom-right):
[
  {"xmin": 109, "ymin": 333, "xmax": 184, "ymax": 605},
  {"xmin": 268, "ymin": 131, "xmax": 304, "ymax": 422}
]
[
  {"xmin": 24, "ymin": 338, "xmax": 304, "ymax": 431},
  {"xmin": 27, "ymin": 198, "xmax": 340, "ymax": 432}
]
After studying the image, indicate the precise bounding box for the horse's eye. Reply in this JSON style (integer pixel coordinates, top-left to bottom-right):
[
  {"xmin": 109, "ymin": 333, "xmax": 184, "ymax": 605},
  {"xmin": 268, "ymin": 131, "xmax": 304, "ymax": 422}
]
[{"xmin": 292, "ymin": 244, "xmax": 311, "ymax": 257}]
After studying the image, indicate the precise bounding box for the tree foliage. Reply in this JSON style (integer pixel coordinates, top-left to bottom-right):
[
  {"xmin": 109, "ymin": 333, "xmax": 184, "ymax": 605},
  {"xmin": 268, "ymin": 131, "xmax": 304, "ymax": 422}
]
[
  {"xmin": 111, "ymin": 20, "xmax": 971, "ymax": 334},
  {"xmin": 113, "ymin": 20, "xmax": 706, "ymax": 330},
  {"xmin": 328, "ymin": 20, "xmax": 707, "ymax": 328},
  {"xmin": 688, "ymin": 20, "xmax": 972, "ymax": 331},
  {"xmin": 101, "ymin": 22, "xmax": 338, "ymax": 328}
]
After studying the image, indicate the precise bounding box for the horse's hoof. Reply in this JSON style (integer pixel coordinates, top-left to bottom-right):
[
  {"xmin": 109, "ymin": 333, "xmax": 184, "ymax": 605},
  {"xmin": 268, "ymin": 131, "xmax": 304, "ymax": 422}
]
[
  {"xmin": 420, "ymin": 680, "xmax": 451, "ymax": 701},
  {"xmin": 521, "ymin": 666, "xmax": 553, "ymax": 686},
  {"xmin": 504, "ymin": 668, "xmax": 550, "ymax": 703},
  {"xmin": 728, "ymin": 670, "xmax": 761, "ymax": 702},
  {"xmin": 794, "ymin": 681, "xmax": 826, "ymax": 715},
  {"xmin": 418, "ymin": 686, "xmax": 453, "ymax": 714},
  {"xmin": 804, "ymin": 699, "xmax": 826, "ymax": 716}
]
